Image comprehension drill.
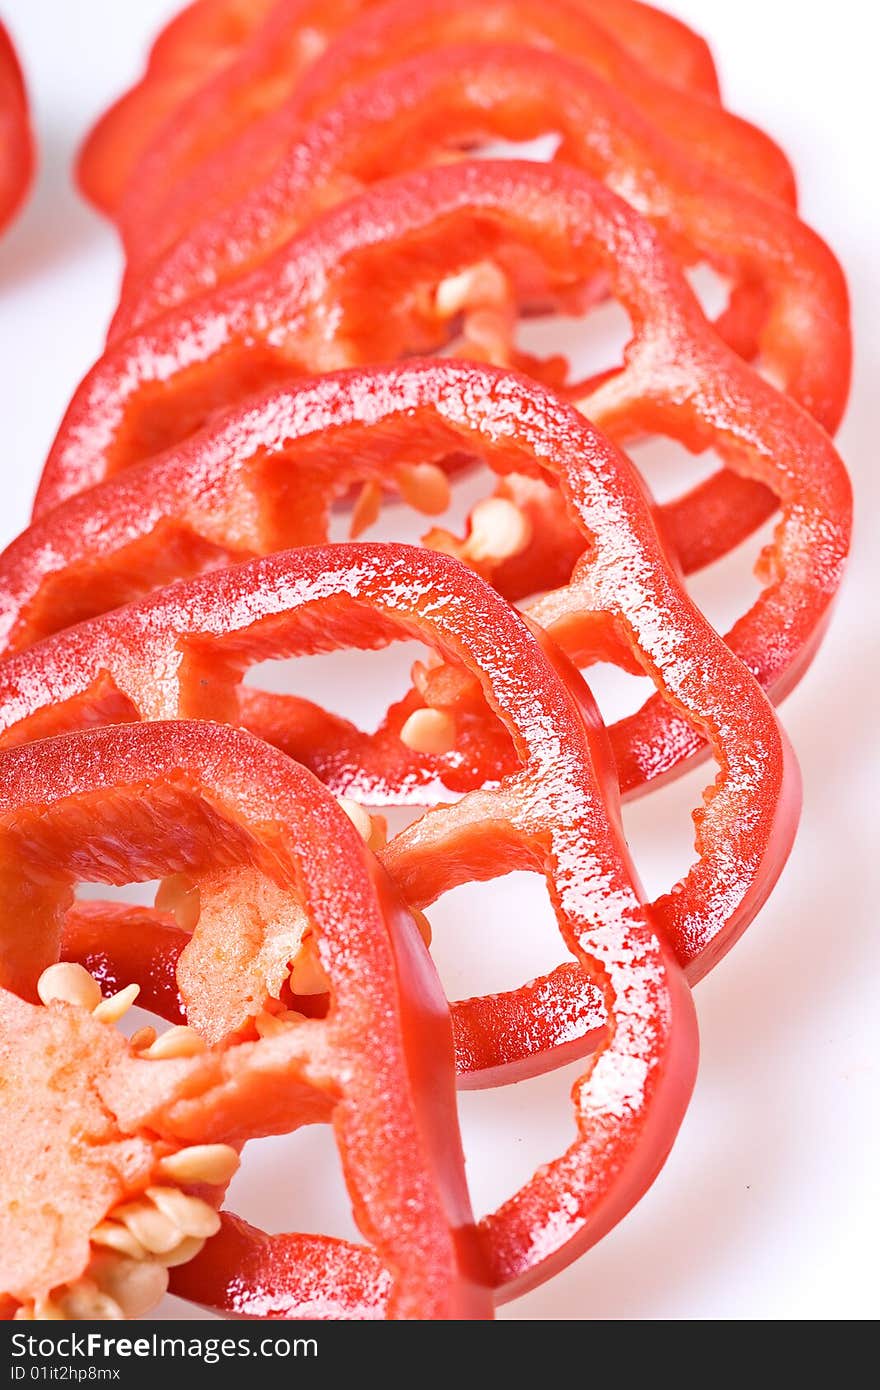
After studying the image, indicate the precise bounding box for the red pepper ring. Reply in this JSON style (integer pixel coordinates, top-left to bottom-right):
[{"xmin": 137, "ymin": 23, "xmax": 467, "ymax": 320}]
[
  {"xmin": 0, "ymin": 537, "xmax": 795, "ymax": 1006},
  {"xmin": 78, "ymin": 0, "xmax": 719, "ymax": 224},
  {"xmin": 0, "ymin": 22, "xmax": 34, "ymax": 239},
  {"xmin": 118, "ymin": 0, "xmax": 792, "ymax": 275},
  {"xmin": 36, "ymin": 161, "xmax": 848, "ymax": 601},
  {"xmin": 16, "ymin": 342, "xmax": 828, "ymax": 817},
  {"xmin": 76, "ymin": 0, "xmax": 278, "ymax": 216},
  {"xmin": 0, "ymin": 542, "xmax": 642, "ymax": 1086},
  {"xmin": 29, "ymin": 716, "xmax": 697, "ymax": 1302},
  {"xmin": 109, "ymin": 39, "xmax": 845, "ymax": 457},
  {"xmin": 3, "ymin": 728, "xmax": 697, "ymax": 1301},
  {"xmin": 0, "ymin": 720, "xmax": 492, "ymax": 1321}
]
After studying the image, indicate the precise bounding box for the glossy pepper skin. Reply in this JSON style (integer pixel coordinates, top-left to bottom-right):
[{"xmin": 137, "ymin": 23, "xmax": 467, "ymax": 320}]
[
  {"xmin": 0, "ymin": 719, "xmax": 492, "ymax": 1321},
  {"xmin": 77, "ymin": 0, "xmax": 722, "ymax": 224},
  {"xmin": 0, "ymin": 540, "xmax": 646, "ymax": 1086},
  {"xmin": 26, "ymin": 182, "xmax": 849, "ymax": 786},
  {"xmin": 37, "ymin": 162, "xmax": 848, "ymax": 559},
  {"xmin": 0, "ymin": 23, "xmax": 34, "ymax": 238},
  {"xmin": 113, "ymin": 0, "xmax": 792, "ymax": 272},
  {"xmin": 63, "ymin": 899, "xmax": 608, "ymax": 1089},
  {"xmin": 34, "ymin": 713, "xmax": 697, "ymax": 1303},
  {"xmin": 0, "ymin": 536, "xmax": 795, "ymax": 1011},
  {"xmin": 172, "ymin": 1212, "xmax": 393, "ymax": 1318},
  {"xmin": 65, "ymin": 895, "xmax": 695, "ymax": 1312},
  {"xmin": 110, "ymin": 40, "xmax": 842, "ymax": 408}
]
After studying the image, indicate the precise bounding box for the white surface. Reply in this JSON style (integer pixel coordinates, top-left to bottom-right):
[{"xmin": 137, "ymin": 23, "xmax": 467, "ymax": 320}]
[{"xmin": 1, "ymin": 0, "xmax": 877, "ymax": 1321}]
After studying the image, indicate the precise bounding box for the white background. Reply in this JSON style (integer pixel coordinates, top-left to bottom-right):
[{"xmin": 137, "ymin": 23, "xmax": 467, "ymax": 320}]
[{"xmin": 0, "ymin": 0, "xmax": 877, "ymax": 1320}]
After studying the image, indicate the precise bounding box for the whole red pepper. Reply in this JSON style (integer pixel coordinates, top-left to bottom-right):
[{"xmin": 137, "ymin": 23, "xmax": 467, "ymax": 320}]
[
  {"xmin": 0, "ymin": 23, "xmax": 34, "ymax": 238},
  {"xmin": 0, "ymin": 719, "xmax": 494, "ymax": 1320},
  {"xmin": 114, "ymin": 0, "xmax": 792, "ymax": 271}
]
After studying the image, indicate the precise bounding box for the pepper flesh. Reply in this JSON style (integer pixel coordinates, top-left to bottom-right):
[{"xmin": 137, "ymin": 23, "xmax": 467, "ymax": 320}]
[
  {"xmin": 1, "ymin": 721, "xmax": 694, "ymax": 1303},
  {"xmin": 114, "ymin": 0, "xmax": 793, "ymax": 271},
  {"xmin": 0, "ymin": 539, "xmax": 797, "ymax": 1003},
  {"xmin": 171, "ymin": 1211, "xmax": 391, "ymax": 1319},
  {"xmin": 0, "ymin": 719, "xmax": 492, "ymax": 1320},
  {"xmin": 109, "ymin": 39, "xmax": 843, "ymax": 425},
  {"xmin": 37, "ymin": 163, "xmax": 849, "ymax": 619},
  {"xmin": 22, "ymin": 332, "xmax": 838, "ymax": 818}
]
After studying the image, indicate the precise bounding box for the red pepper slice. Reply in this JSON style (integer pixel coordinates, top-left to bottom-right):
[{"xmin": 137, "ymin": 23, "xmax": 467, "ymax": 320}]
[
  {"xmin": 38, "ymin": 164, "xmax": 848, "ymax": 584},
  {"xmin": 115, "ymin": 0, "xmax": 792, "ymax": 271},
  {"xmin": 172, "ymin": 1212, "xmax": 392, "ymax": 1319},
  {"xmin": 0, "ymin": 22, "xmax": 34, "ymax": 238},
  {"xmin": 78, "ymin": 0, "xmax": 722, "ymax": 223},
  {"xmin": 3, "ymin": 717, "xmax": 697, "ymax": 1301},
  {"xmin": 76, "ymin": 0, "xmax": 277, "ymax": 215},
  {"xmin": 0, "ymin": 719, "xmax": 492, "ymax": 1320},
  {"xmin": 62, "ymin": 901, "xmax": 607, "ymax": 1088},
  {"xmin": 109, "ymin": 39, "xmax": 847, "ymax": 497},
  {"xmin": 0, "ymin": 538, "xmax": 794, "ymax": 1018},
  {"xmin": 26, "ymin": 178, "xmax": 850, "ymax": 782},
  {"xmin": 23, "ymin": 700, "xmax": 696, "ymax": 1302}
]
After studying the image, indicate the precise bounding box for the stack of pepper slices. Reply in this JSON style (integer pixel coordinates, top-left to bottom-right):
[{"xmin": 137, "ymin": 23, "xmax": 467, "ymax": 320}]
[{"xmin": 0, "ymin": 0, "xmax": 852, "ymax": 1322}]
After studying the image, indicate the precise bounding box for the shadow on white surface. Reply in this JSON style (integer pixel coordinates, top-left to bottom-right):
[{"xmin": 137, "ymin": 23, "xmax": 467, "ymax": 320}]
[{"xmin": 0, "ymin": 126, "xmax": 102, "ymax": 291}]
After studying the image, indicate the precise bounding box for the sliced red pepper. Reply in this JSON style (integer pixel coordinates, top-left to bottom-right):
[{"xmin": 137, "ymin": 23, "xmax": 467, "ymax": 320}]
[
  {"xmin": 10, "ymin": 717, "xmax": 695, "ymax": 1302},
  {"xmin": 0, "ymin": 719, "xmax": 492, "ymax": 1320},
  {"xmin": 38, "ymin": 164, "xmax": 847, "ymax": 559},
  {"xmin": 76, "ymin": 0, "xmax": 277, "ymax": 215},
  {"xmin": 172, "ymin": 1212, "xmax": 392, "ymax": 1319},
  {"xmin": 116, "ymin": 0, "xmax": 793, "ymax": 271},
  {"xmin": 28, "ymin": 172, "xmax": 850, "ymax": 767},
  {"xmin": 79, "ymin": 0, "xmax": 723, "ymax": 227},
  {"xmin": 109, "ymin": 39, "xmax": 847, "ymax": 491},
  {"xmin": 0, "ymin": 538, "xmax": 794, "ymax": 1026},
  {"xmin": 62, "ymin": 900, "xmax": 607, "ymax": 1089},
  {"xmin": 0, "ymin": 22, "xmax": 34, "ymax": 238}
]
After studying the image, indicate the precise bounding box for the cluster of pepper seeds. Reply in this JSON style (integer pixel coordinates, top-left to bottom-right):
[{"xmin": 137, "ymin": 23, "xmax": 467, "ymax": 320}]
[{"xmin": 11, "ymin": 964, "xmax": 239, "ymax": 1322}]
